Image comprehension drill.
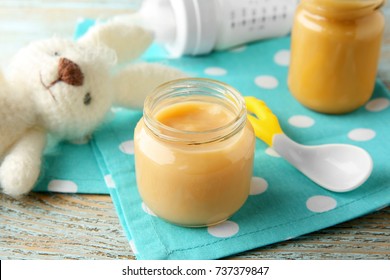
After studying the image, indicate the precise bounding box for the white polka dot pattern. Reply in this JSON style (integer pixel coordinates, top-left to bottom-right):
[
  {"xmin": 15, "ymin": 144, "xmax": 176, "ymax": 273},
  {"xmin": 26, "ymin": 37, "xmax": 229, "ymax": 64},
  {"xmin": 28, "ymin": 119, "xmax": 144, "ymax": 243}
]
[
  {"xmin": 104, "ymin": 174, "xmax": 116, "ymax": 188},
  {"xmin": 48, "ymin": 180, "xmax": 78, "ymax": 193},
  {"xmin": 255, "ymin": 75, "xmax": 279, "ymax": 89},
  {"xmin": 250, "ymin": 177, "xmax": 268, "ymax": 195},
  {"xmin": 274, "ymin": 50, "xmax": 290, "ymax": 66},
  {"xmin": 119, "ymin": 140, "xmax": 135, "ymax": 154},
  {"xmin": 208, "ymin": 221, "xmax": 239, "ymax": 238},
  {"xmin": 204, "ymin": 67, "xmax": 227, "ymax": 76},
  {"xmin": 365, "ymin": 98, "xmax": 389, "ymax": 112},
  {"xmin": 306, "ymin": 196, "xmax": 337, "ymax": 213},
  {"xmin": 288, "ymin": 115, "xmax": 315, "ymax": 128},
  {"xmin": 348, "ymin": 128, "xmax": 376, "ymax": 142}
]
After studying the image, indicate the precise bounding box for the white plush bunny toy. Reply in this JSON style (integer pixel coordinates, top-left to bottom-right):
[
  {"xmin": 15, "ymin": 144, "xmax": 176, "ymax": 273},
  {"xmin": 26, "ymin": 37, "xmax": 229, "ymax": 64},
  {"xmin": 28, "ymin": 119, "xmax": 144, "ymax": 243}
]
[{"xmin": 0, "ymin": 21, "xmax": 185, "ymax": 197}]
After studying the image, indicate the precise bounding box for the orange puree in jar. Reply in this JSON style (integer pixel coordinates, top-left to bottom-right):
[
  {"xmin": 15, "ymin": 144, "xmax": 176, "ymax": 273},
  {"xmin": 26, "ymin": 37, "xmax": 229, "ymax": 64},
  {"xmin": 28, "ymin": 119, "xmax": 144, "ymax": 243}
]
[
  {"xmin": 134, "ymin": 78, "xmax": 255, "ymax": 227},
  {"xmin": 288, "ymin": 0, "xmax": 385, "ymax": 114},
  {"xmin": 156, "ymin": 102, "xmax": 235, "ymax": 131}
]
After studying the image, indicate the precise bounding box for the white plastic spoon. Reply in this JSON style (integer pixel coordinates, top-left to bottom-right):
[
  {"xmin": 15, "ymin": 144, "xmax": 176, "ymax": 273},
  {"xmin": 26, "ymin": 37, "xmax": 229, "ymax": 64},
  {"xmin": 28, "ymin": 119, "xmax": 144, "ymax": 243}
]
[{"xmin": 245, "ymin": 97, "xmax": 373, "ymax": 192}]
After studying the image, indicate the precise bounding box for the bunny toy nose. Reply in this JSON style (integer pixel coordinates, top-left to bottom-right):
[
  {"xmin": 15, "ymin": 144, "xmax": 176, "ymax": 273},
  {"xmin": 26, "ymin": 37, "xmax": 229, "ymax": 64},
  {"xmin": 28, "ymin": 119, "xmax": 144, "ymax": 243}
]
[{"xmin": 58, "ymin": 57, "xmax": 84, "ymax": 86}]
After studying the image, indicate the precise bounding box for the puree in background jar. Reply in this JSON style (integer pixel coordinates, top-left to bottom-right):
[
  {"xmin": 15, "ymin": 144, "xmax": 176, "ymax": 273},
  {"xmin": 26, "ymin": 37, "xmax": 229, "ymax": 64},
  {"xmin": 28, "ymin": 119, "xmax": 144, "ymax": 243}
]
[
  {"xmin": 288, "ymin": 0, "xmax": 385, "ymax": 114},
  {"xmin": 134, "ymin": 78, "xmax": 255, "ymax": 227}
]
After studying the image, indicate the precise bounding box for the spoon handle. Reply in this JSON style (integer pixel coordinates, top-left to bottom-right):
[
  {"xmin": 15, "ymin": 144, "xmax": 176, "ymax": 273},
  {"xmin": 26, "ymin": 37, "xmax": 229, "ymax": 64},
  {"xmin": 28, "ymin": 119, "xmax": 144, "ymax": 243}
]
[
  {"xmin": 245, "ymin": 96, "xmax": 283, "ymax": 146},
  {"xmin": 245, "ymin": 96, "xmax": 305, "ymax": 169}
]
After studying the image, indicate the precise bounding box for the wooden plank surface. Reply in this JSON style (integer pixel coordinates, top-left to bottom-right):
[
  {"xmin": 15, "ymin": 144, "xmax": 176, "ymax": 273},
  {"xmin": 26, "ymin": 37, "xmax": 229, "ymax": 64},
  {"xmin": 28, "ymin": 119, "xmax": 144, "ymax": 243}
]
[
  {"xmin": 1, "ymin": 0, "xmax": 390, "ymax": 260},
  {"xmin": 1, "ymin": 193, "xmax": 389, "ymax": 260}
]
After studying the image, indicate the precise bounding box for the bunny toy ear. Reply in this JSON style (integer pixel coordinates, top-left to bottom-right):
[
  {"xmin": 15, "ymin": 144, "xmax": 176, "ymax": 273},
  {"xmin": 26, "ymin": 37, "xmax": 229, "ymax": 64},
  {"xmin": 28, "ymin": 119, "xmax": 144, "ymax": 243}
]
[{"xmin": 77, "ymin": 19, "xmax": 154, "ymax": 64}]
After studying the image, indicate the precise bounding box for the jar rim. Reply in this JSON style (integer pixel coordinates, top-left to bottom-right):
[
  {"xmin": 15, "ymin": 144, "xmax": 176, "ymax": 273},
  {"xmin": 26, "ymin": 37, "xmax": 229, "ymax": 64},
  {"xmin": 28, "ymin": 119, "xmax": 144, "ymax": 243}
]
[
  {"xmin": 301, "ymin": 0, "xmax": 384, "ymax": 18},
  {"xmin": 143, "ymin": 78, "xmax": 247, "ymax": 145}
]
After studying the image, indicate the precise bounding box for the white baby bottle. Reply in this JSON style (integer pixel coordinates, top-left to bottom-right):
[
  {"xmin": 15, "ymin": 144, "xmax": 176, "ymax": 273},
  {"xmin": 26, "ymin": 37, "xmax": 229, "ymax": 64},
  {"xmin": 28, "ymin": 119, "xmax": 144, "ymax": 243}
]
[{"xmin": 138, "ymin": 0, "xmax": 299, "ymax": 56}]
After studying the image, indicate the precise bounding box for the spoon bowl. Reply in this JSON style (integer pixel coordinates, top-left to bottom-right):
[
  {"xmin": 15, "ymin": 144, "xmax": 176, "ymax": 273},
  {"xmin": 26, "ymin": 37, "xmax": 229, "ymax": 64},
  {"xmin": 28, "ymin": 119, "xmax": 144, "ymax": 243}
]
[
  {"xmin": 272, "ymin": 134, "xmax": 373, "ymax": 192},
  {"xmin": 245, "ymin": 96, "xmax": 373, "ymax": 192}
]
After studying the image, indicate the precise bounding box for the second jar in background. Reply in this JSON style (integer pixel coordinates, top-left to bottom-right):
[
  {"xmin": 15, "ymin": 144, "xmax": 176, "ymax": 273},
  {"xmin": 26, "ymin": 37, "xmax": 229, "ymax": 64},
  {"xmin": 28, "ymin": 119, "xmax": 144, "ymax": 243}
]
[{"xmin": 288, "ymin": 0, "xmax": 385, "ymax": 114}]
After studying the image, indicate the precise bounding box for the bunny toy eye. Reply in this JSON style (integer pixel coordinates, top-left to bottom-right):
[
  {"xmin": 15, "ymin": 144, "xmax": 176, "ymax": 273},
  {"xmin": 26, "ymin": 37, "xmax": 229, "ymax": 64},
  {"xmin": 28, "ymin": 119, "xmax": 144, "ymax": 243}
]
[{"xmin": 83, "ymin": 92, "xmax": 92, "ymax": 106}]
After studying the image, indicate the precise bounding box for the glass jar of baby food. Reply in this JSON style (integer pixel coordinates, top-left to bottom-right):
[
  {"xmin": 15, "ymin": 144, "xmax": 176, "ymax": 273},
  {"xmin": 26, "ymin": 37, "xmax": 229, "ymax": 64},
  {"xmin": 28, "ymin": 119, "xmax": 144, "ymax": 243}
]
[
  {"xmin": 288, "ymin": 0, "xmax": 385, "ymax": 114},
  {"xmin": 134, "ymin": 78, "xmax": 255, "ymax": 227}
]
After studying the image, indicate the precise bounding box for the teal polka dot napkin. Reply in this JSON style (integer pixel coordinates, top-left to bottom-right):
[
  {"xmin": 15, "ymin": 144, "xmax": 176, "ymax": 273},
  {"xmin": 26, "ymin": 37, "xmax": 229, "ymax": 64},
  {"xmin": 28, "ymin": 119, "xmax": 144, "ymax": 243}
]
[{"xmin": 34, "ymin": 20, "xmax": 390, "ymax": 259}]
